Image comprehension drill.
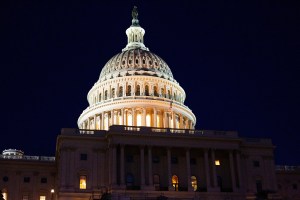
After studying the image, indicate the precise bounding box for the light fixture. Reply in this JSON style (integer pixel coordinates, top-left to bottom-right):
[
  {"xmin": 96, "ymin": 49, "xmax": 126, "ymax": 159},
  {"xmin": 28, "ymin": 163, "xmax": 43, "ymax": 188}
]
[{"xmin": 51, "ymin": 189, "xmax": 54, "ymax": 193}]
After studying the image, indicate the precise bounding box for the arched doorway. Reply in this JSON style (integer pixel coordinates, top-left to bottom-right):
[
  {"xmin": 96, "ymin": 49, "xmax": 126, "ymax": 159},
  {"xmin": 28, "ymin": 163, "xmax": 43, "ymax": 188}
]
[{"xmin": 172, "ymin": 175, "xmax": 179, "ymax": 191}]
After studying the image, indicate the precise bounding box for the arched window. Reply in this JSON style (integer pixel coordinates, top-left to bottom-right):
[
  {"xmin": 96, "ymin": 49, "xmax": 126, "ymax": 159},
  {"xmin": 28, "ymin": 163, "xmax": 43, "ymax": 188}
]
[
  {"xmin": 111, "ymin": 88, "xmax": 115, "ymax": 98},
  {"xmin": 154, "ymin": 86, "xmax": 158, "ymax": 97},
  {"xmin": 135, "ymin": 85, "xmax": 140, "ymax": 96},
  {"xmin": 127, "ymin": 85, "xmax": 132, "ymax": 96},
  {"xmin": 172, "ymin": 175, "xmax": 179, "ymax": 191},
  {"xmin": 173, "ymin": 93, "xmax": 176, "ymax": 100},
  {"xmin": 126, "ymin": 173, "xmax": 134, "ymax": 186},
  {"xmin": 79, "ymin": 175, "xmax": 87, "ymax": 189},
  {"xmin": 2, "ymin": 188, "xmax": 7, "ymax": 200},
  {"xmin": 153, "ymin": 174, "xmax": 160, "ymax": 191},
  {"xmin": 161, "ymin": 88, "xmax": 165, "ymax": 97},
  {"xmin": 104, "ymin": 90, "xmax": 108, "ymax": 100},
  {"xmin": 191, "ymin": 176, "xmax": 197, "ymax": 191},
  {"xmin": 145, "ymin": 85, "xmax": 149, "ymax": 96},
  {"xmin": 119, "ymin": 86, "xmax": 123, "ymax": 97},
  {"xmin": 99, "ymin": 93, "xmax": 102, "ymax": 102},
  {"xmin": 168, "ymin": 90, "xmax": 171, "ymax": 99}
]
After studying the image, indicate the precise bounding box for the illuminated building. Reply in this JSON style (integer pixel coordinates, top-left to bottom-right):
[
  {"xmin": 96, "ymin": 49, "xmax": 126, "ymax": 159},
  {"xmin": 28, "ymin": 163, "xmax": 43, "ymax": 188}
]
[{"xmin": 0, "ymin": 7, "xmax": 289, "ymax": 200}]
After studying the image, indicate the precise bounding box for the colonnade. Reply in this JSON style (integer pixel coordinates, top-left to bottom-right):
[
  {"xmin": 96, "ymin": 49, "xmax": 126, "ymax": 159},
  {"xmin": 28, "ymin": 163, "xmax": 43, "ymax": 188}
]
[
  {"xmin": 81, "ymin": 107, "xmax": 194, "ymax": 130},
  {"xmin": 109, "ymin": 145, "xmax": 242, "ymax": 192},
  {"xmin": 90, "ymin": 80, "xmax": 184, "ymax": 106}
]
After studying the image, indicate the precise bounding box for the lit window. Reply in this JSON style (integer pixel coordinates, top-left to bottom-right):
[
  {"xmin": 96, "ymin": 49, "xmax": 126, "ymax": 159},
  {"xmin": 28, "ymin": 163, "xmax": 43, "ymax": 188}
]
[
  {"xmin": 80, "ymin": 176, "xmax": 87, "ymax": 189},
  {"xmin": 2, "ymin": 192, "xmax": 7, "ymax": 200},
  {"xmin": 127, "ymin": 114, "xmax": 133, "ymax": 126},
  {"xmin": 146, "ymin": 114, "xmax": 151, "ymax": 126},
  {"xmin": 40, "ymin": 196, "xmax": 46, "ymax": 200},
  {"xmin": 137, "ymin": 113, "xmax": 142, "ymax": 126},
  {"xmin": 191, "ymin": 176, "xmax": 197, "ymax": 191},
  {"xmin": 215, "ymin": 160, "xmax": 220, "ymax": 166},
  {"xmin": 172, "ymin": 175, "xmax": 179, "ymax": 191}
]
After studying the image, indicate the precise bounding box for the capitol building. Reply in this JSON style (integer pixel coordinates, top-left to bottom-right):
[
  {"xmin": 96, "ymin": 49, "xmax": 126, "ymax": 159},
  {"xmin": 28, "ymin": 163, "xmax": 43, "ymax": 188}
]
[{"xmin": 0, "ymin": 7, "xmax": 298, "ymax": 200}]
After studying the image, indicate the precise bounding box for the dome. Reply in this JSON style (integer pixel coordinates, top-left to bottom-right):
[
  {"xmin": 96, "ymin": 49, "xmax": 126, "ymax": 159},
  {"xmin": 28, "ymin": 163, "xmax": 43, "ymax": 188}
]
[
  {"xmin": 78, "ymin": 7, "xmax": 196, "ymax": 131},
  {"xmin": 99, "ymin": 49, "xmax": 174, "ymax": 82}
]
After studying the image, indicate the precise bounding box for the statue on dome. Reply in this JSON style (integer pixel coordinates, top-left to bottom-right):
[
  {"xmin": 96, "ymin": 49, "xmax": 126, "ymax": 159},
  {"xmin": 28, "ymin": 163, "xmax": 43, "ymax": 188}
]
[{"xmin": 132, "ymin": 6, "xmax": 138, "ymax": 19}]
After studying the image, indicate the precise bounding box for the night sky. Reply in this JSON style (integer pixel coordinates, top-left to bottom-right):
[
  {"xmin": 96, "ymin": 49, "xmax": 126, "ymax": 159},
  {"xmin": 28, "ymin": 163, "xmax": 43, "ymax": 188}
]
[{"xmin": 0, "ymin": 1, "xmax": 299, "ymax": 165}]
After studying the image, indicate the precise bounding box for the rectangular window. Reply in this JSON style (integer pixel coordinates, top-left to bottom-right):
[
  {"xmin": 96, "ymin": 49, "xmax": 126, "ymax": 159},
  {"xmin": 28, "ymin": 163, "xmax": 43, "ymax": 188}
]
[
  {"xmin": 126, "ymin": 155, "xmax": 134, "ymax": 163},
  {"xmin": 253, "ymin": 161, "xmax": 260, "ymax": 167},
  {"xmin": 293, "ymin": 183, "xmax": 298, "ymax": 190},
  {"xmin": 40, "ymin": 196, "xmax": 46, "ymax": 200},
  {"xmin": 24, "ymin": 177, "xmax": 30, "ymax": 183},
  {"xmin": 152, "ymin": 156, "xmax": 160, "ymax": 163},
  {"xmin": 215, "ymin": 160, "xmax": 220, "ymax": 166},
  {"xmin": 41, "ymin": 177, "xmax": 47, "ymax": 183},
  {"xmin": 80, "ymin": 153, "xmax": 87, "ymax": 160},
  {"xmin": 171, "ymin": 156, "xmax": 178, "ymax": 164},
  {"xmin": 190, "ymin": 158, "xmax": 197, "ymax": 165},
  {"xmin": 80, "ymin": 175, "xmax": 87, "ymax": 189}
]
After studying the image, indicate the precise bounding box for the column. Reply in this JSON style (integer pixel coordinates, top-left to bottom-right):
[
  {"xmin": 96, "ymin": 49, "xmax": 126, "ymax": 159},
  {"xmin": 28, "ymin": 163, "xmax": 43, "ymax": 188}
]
[
  {"xmin": 111, "ymin": 110, "xmax": 114, "ymax": 126},
  {"xmin": 121, "ymin": 108, "xmax": 124, "ymax": 125},
  {"xmin": 229, "ymin": 150, "xmax": 237, "ymax": 191},
  {"xmin": 179, "ymin": 115, "xmax": 183, "ymax": 129},
  {"xmin": 140, "ymin": 146, "xmax": 145, "ymax": 187},
  {"xmin": 186, "ymin": 148, "xmax": 192, "ymax": 191},
  {"xmin": 94, "ymin": 115, "xmax": 96, "ymax": 129},
  {"xmin": 167, "ymin": 148, "xmax": 172, "ymax": 190},
  {"xmin": 172, "ymin": 112, "xmax": 176, "ymax": 128},
  {"xmin": 87, "ymin": 118, "xmax": 90, "ymax": 129},
  {"xmin": 164, "ymin": 112, "xmax": 167, "ymax": 128},
  {"xmin": 132, "ymin": 108, "xmax": 136, "ymax": 126},
  {"xmin": 211, "ymin": 149, "xmax": 218, "ymax": 188},
  {"xmin": 148, "ymin": 146, "xmax": 153, "ymax": 186},
  {"xmin": 236, "ymin": 151, "xmax": 242, "ymax": 189},
  {"xmin": 153, "ymin": 108, "xmax": 157, "ymax": 127},
  {"xmin": 101, "ymin": 112, "xmax": 104, "ymax": 130},
  {"xmin": 142, "ymin": 108, "xmax": 146, "ymax": 126},
  {"xmin": 204, "ymin": 149, "xmax": 211, "ymax": 189},
  {"xmin": 120, "ymin": 145, "xmax": 125, "ymax": 186}
]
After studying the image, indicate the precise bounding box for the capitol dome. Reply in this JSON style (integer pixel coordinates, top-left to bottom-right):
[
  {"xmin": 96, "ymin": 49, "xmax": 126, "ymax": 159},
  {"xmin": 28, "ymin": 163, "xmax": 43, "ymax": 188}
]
[
  {"xmin": 99, "ymin": 49, "xmax": 174, "ymax": 83},
  {"xmin": 78, "ymin": 7, "xmax": 196, "ymax": 130}
]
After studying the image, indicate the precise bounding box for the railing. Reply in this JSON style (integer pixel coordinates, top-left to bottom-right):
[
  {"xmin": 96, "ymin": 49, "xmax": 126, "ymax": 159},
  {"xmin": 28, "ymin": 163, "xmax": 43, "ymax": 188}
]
[
  {"xmin": 243, "ymin": 138, "xmax": 273, "ymax": 145},
  {"xmin": 0, "ymin": 155, "xmax": 55, "ymax": 161},
  {"xmin": 109, "ymin": 125, "xmax": 238, "ymax": 138},
  {"xmin": 276, "ymin": 165, "xmax": 300, "ymax": 171},
  {"xmin": 62, "ymin": 125, "xmax": 238, "ymax": 138}
]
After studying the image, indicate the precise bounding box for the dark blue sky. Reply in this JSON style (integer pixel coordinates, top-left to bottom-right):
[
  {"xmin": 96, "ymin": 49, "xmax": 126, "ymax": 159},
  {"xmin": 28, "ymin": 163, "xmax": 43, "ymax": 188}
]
[{"xmin": 0, "ymin": 1, "xmax": 299, "ymax": 165}]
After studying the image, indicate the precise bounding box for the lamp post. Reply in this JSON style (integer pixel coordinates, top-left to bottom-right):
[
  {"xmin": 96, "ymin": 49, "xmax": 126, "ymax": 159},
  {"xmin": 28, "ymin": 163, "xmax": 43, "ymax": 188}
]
[{"xmin": 51, "ymin": 189, "xmax": 54, "ymax": 200}]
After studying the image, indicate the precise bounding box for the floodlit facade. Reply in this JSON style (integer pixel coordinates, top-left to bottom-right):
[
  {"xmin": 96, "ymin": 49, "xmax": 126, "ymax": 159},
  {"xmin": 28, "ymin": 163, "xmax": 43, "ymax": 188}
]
[{"xmin": 0, "ymin": 7, "xmax": 290, "ymax": 200}]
